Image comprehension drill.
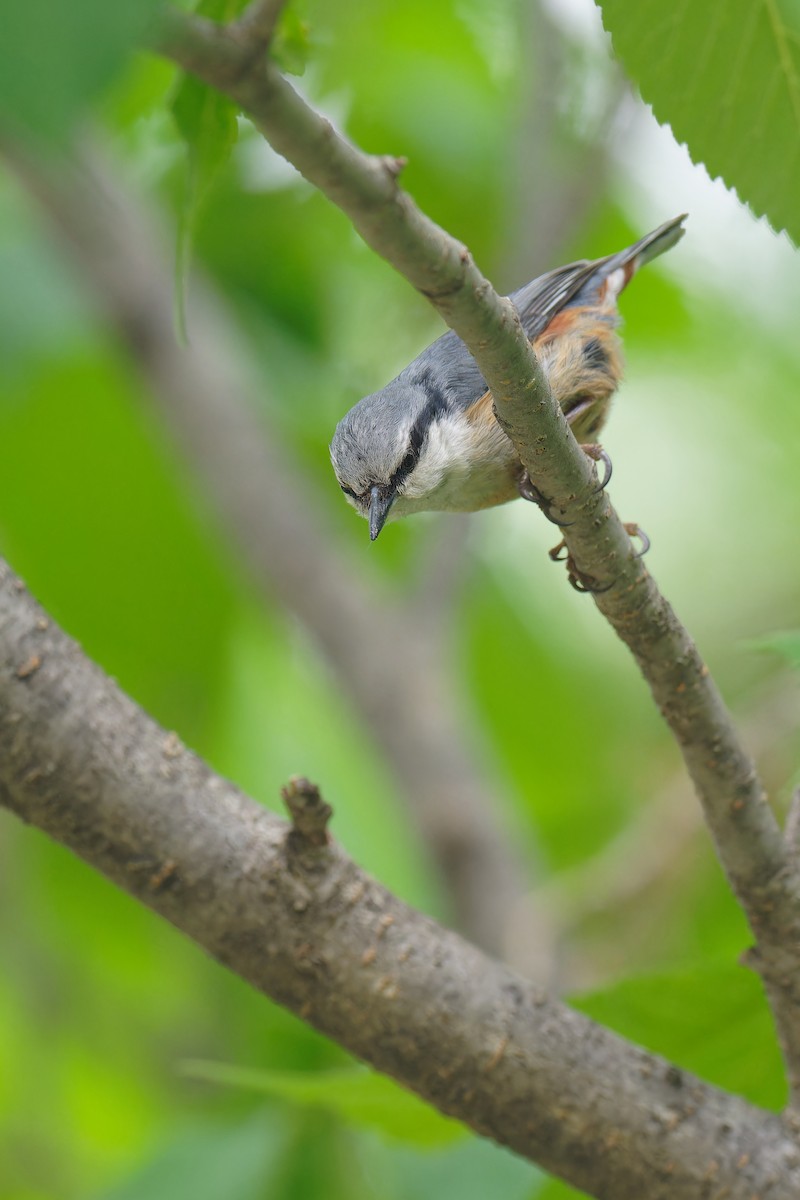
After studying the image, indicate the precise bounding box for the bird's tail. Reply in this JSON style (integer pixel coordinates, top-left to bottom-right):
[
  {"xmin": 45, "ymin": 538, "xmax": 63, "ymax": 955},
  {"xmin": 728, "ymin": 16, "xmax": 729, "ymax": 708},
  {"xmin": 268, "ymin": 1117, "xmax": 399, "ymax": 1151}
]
[{"xmin": 609, "ymin": 213, "xmax": 688, "ymax": 282}]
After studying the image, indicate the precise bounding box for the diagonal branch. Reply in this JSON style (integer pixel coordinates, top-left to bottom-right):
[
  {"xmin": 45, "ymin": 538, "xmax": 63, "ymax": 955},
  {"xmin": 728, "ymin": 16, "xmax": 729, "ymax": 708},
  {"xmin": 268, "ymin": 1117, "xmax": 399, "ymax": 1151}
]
[
  {"xmin": 1, "ymin": 559, "xmax": 799, "ymax": 1200},
  {"xmin": 1, "ymin": 136, "xmax": 541, "ymax": 970},
  {"xmin": 146, "ymin": 7, "xmax": 800, "ymax": 1102}
]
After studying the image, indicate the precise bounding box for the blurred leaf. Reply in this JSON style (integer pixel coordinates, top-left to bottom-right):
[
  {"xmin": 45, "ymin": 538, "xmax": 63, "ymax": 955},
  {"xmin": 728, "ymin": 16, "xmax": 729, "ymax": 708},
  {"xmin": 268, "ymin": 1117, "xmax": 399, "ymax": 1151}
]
[
  {"xmin": 572, "ymin": 962, "xmax": 786, "ymax": 1110},
  {"xmin": 598, "ymin": 0, "xmax": 800, "ymax": 243},
  {"xmin": 103, "ymin": 53, "xmax": 178, "ymax": 130},
  {"xmin": 0, "ymin": 0, "xmax": 161, "ymax": 142},
  {"xmin": 0, "ymin": 350, "xmax": 237, "ymax": 743},
  {"xmin": 272, "ymin": 8, "xmax": 312, "ymax": 76},
  {"xmin": 99, "ymin": 1110, "xmax": 289, "ymax": 1200},
  {"xmin": 171, "ymin": 0, "xmax": 247, "ymax": 337},
  {"xmin": 744, "ymin": 629, "xmax": 800, "ymax": 670},
  {"xmin": 181, "ymin": 1062, "xmax": 467, "ymax": 1148}
]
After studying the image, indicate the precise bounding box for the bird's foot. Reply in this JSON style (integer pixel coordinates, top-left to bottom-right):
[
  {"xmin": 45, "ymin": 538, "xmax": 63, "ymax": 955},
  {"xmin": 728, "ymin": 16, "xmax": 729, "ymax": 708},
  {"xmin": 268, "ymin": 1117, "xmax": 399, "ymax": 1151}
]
[
  {"xmin": 548, "ymin": 540, "xmax": 613, "ymax": 593},
  {"xmin": 623, "ymin": 522, "xmax": 650, "ymax": 559},
  {"xmin": 581, "ymin": 443, "xmax": 613, "ymax": 493},
  {"xmin": 518, "ymin": 472, "xmax": 574, "ymax": 526}
]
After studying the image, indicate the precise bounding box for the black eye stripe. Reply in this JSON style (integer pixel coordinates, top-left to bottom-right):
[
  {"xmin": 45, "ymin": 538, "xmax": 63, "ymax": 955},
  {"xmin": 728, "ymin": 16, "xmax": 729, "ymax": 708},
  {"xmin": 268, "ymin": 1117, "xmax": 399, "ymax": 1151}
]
[
  {"xmin": 340, "ymin": 482, "xmax": 358, "ymax": 499},
  {"xmin": 389, "ymin": 369, "xmax": 451, "ymax": 490}
]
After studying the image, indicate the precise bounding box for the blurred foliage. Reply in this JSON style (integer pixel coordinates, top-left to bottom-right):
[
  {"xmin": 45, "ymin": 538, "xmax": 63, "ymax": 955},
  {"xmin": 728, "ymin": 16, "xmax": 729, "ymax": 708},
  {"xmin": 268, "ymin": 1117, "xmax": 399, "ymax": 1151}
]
[
  {"xmin": 0, "ymin": 0, "xmax": 799, "ymax": 1198},
  {"xmin": 0, "ymin": 0, "xmax": 162, "ymax": 144},
  {"xmin": 171, "ymin": 0, "xmax": 248, "ymax": 336}
]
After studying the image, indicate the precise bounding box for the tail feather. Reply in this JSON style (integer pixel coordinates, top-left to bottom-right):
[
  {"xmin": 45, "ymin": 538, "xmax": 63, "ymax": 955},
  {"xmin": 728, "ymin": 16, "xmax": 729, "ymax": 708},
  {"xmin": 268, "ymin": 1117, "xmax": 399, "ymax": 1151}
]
[{"xmin": 609, "ymin": 213, "xmax": 688, "ymax": 289}]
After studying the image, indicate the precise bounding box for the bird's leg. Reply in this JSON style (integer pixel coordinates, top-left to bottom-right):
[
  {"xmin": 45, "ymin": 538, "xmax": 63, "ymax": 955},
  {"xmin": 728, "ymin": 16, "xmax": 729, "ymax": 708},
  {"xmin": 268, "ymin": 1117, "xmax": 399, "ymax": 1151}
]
[{"xmin": 518, "ymin": 472, "xmax": 574, "ymax": 526}]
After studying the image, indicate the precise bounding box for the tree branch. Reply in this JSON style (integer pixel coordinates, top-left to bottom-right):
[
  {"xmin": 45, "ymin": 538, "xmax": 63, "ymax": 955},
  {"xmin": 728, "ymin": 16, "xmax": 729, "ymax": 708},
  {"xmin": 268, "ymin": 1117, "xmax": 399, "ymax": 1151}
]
[
  {"xmin": 1, "ymin": 560, "xmax": 799, "ymax": 1199},
  {"xmin": 147, "ymin": 7, "xmax": 800, "ymax": 1103}
]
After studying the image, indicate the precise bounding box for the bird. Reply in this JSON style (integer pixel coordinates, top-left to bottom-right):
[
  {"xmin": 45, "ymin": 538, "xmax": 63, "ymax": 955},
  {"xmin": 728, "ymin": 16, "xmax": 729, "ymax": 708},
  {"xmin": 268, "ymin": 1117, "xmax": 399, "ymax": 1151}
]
[{"xmin": 330, "ymin": 215, "xmax": 686, "ymax": 540}]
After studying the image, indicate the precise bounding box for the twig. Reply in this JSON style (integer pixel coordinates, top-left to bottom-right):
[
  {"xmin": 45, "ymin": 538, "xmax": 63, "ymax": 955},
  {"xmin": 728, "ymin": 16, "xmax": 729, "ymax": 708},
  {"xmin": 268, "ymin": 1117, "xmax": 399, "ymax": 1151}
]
[
  {"xmin": 146, "ymin": 8, "xmax": 800, "ymax": 1103},
  {"xmin": 282, "ymin": 775, "xmax": 332, "ymax": 848},
  {"xmin": 1, "ymin": 560, "xmax": 799, "ymax": 1200}
]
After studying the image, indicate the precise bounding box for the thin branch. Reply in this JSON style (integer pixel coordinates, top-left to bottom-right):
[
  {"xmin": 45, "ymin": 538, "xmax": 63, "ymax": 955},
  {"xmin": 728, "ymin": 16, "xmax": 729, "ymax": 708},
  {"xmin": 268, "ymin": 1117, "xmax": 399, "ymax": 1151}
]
[
  {"xmin": 147, "ymin": 8, "xmax": 800, "ymax": 1102},
  {"xmin": 1, "ymin": 561, "xmax": 799, "ymax": 1200},
  {"xmin": 0, "ymin": 136, "xmax": 545, "ymax": 972}
]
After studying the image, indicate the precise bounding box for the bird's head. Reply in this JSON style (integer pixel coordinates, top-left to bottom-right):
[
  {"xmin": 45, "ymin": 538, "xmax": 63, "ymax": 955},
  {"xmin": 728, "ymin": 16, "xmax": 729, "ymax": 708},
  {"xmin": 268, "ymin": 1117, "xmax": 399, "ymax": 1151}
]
[{"xmin": 330, "ymin": 370, "xmax": 454, "ymax": 539}]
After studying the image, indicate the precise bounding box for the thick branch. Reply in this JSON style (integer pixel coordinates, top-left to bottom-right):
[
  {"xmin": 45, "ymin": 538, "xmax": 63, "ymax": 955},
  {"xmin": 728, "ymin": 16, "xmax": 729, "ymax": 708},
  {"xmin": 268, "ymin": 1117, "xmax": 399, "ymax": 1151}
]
[
  {"xmin": 1, "ymin": 561, "xmax": 799, "ymax": 1199},
  {"xmin": 148, "ymin": 8, "xmax": 800, "ymax": 1099},
  {"xmin": 1, "ymin": 138, "xmax": 542, "ymax": 969}
]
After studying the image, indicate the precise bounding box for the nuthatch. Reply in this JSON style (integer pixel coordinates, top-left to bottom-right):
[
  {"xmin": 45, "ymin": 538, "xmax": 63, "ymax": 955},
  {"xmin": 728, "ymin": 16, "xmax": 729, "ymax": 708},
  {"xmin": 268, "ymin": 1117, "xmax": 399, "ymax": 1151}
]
[{"xmin": 330, "ymin": 216, "xmax": 686, "ymax": 540}]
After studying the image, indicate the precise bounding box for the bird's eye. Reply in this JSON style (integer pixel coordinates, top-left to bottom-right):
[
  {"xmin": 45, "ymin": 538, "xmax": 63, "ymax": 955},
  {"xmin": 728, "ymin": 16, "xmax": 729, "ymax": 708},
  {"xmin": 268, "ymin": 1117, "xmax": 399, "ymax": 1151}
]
[
  {"xmin": 397, "ymin": 450, "xmax": 417, "ymax": 478},
  {"xmin": 339, "ymin": 482, "xmax": 358, "ymax": 499}
]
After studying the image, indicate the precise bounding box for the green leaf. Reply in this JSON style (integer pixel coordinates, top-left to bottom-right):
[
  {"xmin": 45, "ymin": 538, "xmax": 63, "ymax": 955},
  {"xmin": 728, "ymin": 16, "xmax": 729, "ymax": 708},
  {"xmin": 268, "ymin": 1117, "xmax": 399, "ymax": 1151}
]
[
  {"xmin": 572, "ymin": 962, "xmax": 786, "ymax": 1110},
  {"xmin": 181, "ymin": 1062, "xmax": 468, "ymax": 1148},
  {"xmin": 598, "ymin": 0, "xmax": 800, "ymax": 243},
  {"xmin": 272, "ymin": 9, "xmax": 313, "ymax": 76},
  {"xmin": 170, "ymin": 0, "xmax": 247, "ymax": 338},
  {"xmin": 0, "ymin": 0, "xmax": 161, "ymax": 141},
  {"xmin": 171, "ymin": 75, "xmax": 238, "ymax": 337},
  {"xmin": 744, "ymin": 629, "xmax": 800, "ymax": 669}
]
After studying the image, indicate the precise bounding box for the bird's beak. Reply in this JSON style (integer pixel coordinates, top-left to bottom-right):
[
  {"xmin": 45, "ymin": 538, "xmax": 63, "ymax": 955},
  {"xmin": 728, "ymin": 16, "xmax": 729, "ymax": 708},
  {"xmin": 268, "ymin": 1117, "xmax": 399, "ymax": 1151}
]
[{"xmin": 369, "ymin": 485, "xmax": 395, "ymax": 541}]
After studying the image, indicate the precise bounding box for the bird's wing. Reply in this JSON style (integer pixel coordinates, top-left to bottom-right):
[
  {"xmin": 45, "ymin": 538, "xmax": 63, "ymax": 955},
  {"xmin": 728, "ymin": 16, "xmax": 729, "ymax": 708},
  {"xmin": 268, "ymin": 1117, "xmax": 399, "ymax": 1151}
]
[
  {"xmin": 511, "ymin": 214, "xmax": 687, "ymax": 337},
  {"xmin": 509, "ymin": 260, "xmax": 603, "ymax": 340}
]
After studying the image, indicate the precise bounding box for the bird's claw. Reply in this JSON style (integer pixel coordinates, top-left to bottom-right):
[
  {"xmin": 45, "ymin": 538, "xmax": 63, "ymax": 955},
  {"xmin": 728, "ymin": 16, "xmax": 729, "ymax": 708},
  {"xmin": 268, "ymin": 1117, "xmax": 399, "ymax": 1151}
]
[
  {"xmin": 518, "ymin": 446, "xmax": 610, "ymax": 523},
  {"xmin": 548, "ymin": 540, "xmax": 613, "ymax": 593},
  {"xmin": 581, "ymin": 443, "xmax": 613, "ymax": 493},
  {"xmin": 624, "ymin": 522, "xmax": 650, "ymax": 559},
  {"xmin": 518, "ymin": 472, "xmax": 574, "ymax": 526}
]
